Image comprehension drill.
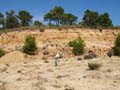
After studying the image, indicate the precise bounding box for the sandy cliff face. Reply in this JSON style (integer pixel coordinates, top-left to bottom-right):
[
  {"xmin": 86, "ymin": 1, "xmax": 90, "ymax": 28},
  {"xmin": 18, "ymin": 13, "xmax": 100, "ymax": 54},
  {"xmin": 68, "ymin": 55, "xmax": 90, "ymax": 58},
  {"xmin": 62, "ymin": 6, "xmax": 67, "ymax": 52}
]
[{"xmin": 0, "ymin": 28, "xmax": 119, "ymax": 58}]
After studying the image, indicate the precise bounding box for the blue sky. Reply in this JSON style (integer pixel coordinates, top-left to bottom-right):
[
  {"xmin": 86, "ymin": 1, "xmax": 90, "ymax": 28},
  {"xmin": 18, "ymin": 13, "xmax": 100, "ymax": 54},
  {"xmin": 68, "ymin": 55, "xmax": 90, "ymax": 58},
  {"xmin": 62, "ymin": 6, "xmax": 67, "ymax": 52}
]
[{"xmin": 0, "ymin": 0, "xmax": 120, "ymax": 26}]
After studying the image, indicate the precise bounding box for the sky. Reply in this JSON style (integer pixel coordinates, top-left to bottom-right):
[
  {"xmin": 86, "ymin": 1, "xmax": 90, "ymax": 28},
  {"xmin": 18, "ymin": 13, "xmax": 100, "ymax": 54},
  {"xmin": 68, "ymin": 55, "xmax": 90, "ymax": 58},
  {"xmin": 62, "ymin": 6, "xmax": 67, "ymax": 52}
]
[{"xmin": 0, "ymin": 0, "xmax": 120, "ymax": 26}]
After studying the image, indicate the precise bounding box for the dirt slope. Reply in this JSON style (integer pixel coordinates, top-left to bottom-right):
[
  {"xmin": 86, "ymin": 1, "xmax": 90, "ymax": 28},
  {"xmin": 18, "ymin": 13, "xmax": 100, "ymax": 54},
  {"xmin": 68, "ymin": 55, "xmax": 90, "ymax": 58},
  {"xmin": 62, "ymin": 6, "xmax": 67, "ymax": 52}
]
[
  {"xmin": 0, "ymin": 51, "xmax": 25, "ymax": 64},
  {"xmin": 0, "ymin": 28, "xmax": 119, "ymax": 58}
]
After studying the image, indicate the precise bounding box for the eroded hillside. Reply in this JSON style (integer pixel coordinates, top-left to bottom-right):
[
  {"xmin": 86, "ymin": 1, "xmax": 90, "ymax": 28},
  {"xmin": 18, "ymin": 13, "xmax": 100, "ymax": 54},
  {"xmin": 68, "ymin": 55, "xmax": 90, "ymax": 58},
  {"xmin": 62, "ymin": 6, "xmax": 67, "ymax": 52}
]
[{"xmin": 0, "ymin": 28, "xmax": 119, "ymax": 59}]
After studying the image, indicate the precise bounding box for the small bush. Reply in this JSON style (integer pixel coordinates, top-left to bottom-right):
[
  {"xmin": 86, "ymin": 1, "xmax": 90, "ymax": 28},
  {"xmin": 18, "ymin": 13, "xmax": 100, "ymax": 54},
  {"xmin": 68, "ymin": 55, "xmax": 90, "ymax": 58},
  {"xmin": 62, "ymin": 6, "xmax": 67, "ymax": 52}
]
[
  {"xmin": 113, "ymin": 33, "xmax": 120, "ymax": 56},
  {"xmin": 69, "ymin": 37, "xmax": 85, "ymax": 55},
  {"xmin": 77, "ymin": 57, "xmax": 82, "ymax": 61},
  {"xmin": 113, "ymin": 46, "xmax": 120, "ymax": 56},
  {"xmin": 0, "ymin": 49, "xmax": 6, "ymax": 57},
  {"xmin": 57, "ymin": 27, "xmax": 62, "ymax": 31},
  {"xmin": 39, "ymin": 27, "xmax": 45, "ymax": 32},
  {"xmin": 88, "ymin": 63, "xmax": 101, "ymax": 70},
  {"xmin": 23, "ymin": 35, "xmax": 38, "ymax": 55}
]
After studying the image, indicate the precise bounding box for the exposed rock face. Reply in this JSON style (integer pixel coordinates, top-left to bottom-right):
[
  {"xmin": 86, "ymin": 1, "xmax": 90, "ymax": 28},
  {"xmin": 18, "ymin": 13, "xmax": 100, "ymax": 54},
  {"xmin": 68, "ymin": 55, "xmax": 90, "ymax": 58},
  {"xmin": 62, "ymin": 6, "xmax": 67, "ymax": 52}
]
[{"xmin": 0, "ymin": 28, "xmax": 119, "ymax": 58}]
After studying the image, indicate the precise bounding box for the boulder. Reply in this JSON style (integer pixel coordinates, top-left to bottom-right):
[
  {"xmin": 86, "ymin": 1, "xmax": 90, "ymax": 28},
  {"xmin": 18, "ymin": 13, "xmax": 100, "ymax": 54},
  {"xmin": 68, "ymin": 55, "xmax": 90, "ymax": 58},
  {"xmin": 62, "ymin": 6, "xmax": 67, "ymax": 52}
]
[{"xmin": 84, "ymin": 52, "xmax": 97, "ymax": 60}]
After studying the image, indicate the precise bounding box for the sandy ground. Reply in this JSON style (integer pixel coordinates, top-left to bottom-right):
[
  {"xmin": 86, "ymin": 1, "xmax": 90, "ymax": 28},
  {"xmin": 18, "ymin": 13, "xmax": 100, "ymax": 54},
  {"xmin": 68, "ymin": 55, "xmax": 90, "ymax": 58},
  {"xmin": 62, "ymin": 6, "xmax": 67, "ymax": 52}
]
[{"xmin": 0, "ymin": 57, "xmax": 120, "ymax": 90}]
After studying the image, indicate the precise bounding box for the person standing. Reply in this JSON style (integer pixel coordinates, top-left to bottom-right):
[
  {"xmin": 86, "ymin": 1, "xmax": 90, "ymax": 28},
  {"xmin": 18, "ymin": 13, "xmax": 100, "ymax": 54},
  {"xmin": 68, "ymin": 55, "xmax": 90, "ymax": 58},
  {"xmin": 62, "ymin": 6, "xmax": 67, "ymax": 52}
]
[{"xmin": 55, "ymin": 52, "xmax": 60, "ymax": 66}]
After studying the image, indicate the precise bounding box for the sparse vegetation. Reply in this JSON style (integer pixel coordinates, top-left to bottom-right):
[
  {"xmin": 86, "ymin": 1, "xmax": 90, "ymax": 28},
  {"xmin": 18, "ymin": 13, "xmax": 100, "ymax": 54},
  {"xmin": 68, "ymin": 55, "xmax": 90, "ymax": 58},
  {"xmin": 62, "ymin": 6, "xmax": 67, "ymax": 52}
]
[
  {"xmin": 23, "ymin": 35, "xmax": 37, "ymax": 55},
  {"xmin": 69, "ymin": 37, "xmax": 85, "ymax": 55},
  {"xmin": 0, "ymin": 49, "xmax": 5, "ymax": 57},
  {"xmin": 88, "ymin": 63, "xmax": 102, "ymax": 70}
]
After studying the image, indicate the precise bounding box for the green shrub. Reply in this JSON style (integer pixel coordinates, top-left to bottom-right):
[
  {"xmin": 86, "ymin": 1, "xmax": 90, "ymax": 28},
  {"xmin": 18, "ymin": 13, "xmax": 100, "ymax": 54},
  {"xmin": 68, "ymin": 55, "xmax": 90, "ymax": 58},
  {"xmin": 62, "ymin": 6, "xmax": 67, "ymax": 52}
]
[
  {"xmin": 57, "ymin": 27, "xmax": 62, "ymax": 31},
  {"xmin": 23, "ymin": 35, "xmax": 37, "ymax": 55},
  {"xmin": 88, "ymin": 63, "xmax": 101, "ymax": 70},
  {"xmin": 69, "ymin": 37, "xmax": 85, "ymax": 55},
  {"xmin": 113, "ymin": 46, "xmax": 120, "ymax": 56},
  {"xmin": 39, "ymin": 27, "xmax": 45, "ymax": 32},
  {"xmin": 0, "ymin": 49, "xmax": 6, "ymax": 57},
  {"xmin": 113, "ymin": 33, "xmax": 120, "ymax": 56}
]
